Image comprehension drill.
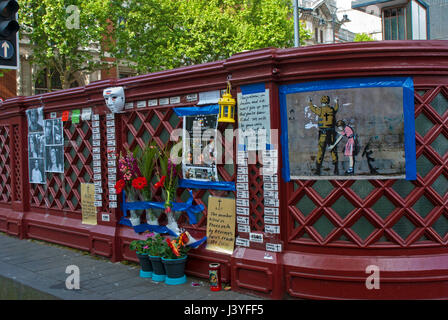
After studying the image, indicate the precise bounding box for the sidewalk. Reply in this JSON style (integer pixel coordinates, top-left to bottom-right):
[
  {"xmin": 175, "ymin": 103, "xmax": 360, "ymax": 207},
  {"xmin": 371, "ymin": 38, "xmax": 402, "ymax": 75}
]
[{"xmin": 0, "ymin": 232, "xmax": 263, "ymax": 300}]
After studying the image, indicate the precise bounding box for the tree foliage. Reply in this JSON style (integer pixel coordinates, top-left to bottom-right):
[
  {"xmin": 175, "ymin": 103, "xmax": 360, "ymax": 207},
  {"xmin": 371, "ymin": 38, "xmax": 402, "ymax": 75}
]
[
  {"xmin": 110, "ymin": 0, "xmax": 311, "ymax": 74},
  {"xmin": 20, "ymin": 0, "xmax": 312, "ymax": 85},
  {"xmin": 354, "ymin": 32, "xmax": 375, "ymax": 42},
  {"xmin": 19, "ymin": 0, "xmax": 113, "ymax": 88}
]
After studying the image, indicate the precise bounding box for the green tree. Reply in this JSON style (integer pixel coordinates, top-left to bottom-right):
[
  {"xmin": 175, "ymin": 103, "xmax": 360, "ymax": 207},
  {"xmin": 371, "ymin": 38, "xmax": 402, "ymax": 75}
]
[
  {"xmin": 19, "ymin": 0, "xmax": 113, "ymax": 89},
  {"xmin": 354, "ymin": 33, "xmax": 375, "ymax": 42},
  {"xmin": 110, "ymin": 0, "xmax": 311, "ymax": 74}
]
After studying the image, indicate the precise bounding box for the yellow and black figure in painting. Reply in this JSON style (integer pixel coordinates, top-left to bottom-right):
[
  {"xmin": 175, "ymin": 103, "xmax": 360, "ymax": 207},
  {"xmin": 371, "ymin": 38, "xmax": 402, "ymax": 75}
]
[{"xmin": 308, "ymin": 95, "xmax": 339, "ymax": 175}]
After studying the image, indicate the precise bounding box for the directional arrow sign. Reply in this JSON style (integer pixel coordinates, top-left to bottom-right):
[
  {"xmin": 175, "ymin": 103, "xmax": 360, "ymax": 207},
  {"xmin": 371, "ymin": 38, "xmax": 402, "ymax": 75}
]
[{"xmin": 0, "ymin": 40, "xmax": 14, "ymax": 59}]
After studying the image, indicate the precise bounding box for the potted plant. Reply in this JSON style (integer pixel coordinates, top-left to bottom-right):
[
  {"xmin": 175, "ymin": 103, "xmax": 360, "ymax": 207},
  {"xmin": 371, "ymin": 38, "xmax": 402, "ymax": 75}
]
[
  {"xmin": 129, "ymin": 239, "xmax": 153, "ymax": 278},
  {"xmin": 161, "ymin": 232, "xmax": 190, "ymax": 285},
  {"xmin": 146, "ymin": 233, "xmax": 166, "ymax": 282}
]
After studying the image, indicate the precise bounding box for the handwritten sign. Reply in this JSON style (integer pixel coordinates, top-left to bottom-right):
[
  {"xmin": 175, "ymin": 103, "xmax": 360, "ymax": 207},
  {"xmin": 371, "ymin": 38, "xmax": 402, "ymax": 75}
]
[
  {"xmin": 237, "ymin": 89, "xmax": 271, "ymax": 150},
  {"xmin": 81, "ymin": 183, "xmax": 97, "ymax": 225},
  {"xmin": 206, "ymin": 196, "xmax": 236, "ymax": 255}
]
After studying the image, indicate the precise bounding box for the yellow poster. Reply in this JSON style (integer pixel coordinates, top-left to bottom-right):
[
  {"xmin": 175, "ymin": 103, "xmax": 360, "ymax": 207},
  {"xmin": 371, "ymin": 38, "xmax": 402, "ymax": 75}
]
[
  {"xmin": 81, "ymin": 183, "xmax": 97, "ymax": 225},
  {"xmin": 206, "ymin": 196, "xmax": 236, "ymax": 255}
]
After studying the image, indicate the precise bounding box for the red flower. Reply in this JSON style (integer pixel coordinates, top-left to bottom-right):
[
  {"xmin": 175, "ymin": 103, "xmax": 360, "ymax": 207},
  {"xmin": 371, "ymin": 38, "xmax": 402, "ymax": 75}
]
[
  {"xmin": 114, "ymin": 179, "xmax": 125, "ymax": 194},
  {"xmin": 132, "ymin": 177, "xmax": 147, "ymax": 190},
  {"xmin": 166, "ymin": 238, "xmax": 180, "ymax": 257},
  {"xmin": 154, "ymin": 176, "xmax": 166, "ymax": 189}
]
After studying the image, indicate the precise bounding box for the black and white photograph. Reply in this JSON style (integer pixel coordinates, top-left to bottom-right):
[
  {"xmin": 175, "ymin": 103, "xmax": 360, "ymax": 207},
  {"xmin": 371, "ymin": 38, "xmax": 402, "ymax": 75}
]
[
  {"xmin": 29, "ymin": 158, "xmax": 45, "ymax": 184},
  {"xmin": 53, "ymin": 119, "xmax": 63, "ymax": 145},
  {"xmin": 45, "ymin": 145, "xmax": 64, "ymax": 173},
  {"xmin": 28, "ymin": 133, "xmax": 44, "ymax": 159},
  {"xmin": 26, "ymin": 107, "xmax": 44, "ymax": 133},
  {"xmin": 44, "ymin": 119, "xmax": 54, "ymax": 145}
]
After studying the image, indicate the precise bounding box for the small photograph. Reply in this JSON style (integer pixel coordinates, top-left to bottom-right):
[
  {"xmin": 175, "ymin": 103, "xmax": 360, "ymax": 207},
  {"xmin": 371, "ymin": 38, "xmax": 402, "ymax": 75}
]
[
  {"xmin": 53, "ymin": 119, "xmax": 63, "ymax": 145},
  {"xmin": 44, "ymin": 119, "xmax": 54, "ymax": 145},
  {"xmin": 29, "ymin": 158, "xmax": 45, "ymax": 184},
  {"xmin": 28, "ymin": 133, "xmax": 44, "ymax": 159},
  {"xmin": 45, "ymin": 145, "xmax": 64, "ymax": 173},
  {"xmin": 26, "ymin": 107, "xmax": 44, "ymax": 133}
]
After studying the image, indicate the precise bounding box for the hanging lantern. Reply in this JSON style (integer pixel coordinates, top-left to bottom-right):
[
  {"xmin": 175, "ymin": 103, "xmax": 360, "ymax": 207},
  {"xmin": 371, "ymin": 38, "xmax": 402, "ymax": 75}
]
[{"xmin": 218, "ymin": 81, "xmax": 235, "ymax": 123}]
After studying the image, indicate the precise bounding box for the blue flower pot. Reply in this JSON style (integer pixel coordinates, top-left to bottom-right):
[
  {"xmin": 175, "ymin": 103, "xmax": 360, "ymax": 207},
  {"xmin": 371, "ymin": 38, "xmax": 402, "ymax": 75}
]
[
  {"xmin": 162, "ymin": 256, "xmax": 187, "ymax": 285},
  {"xmin": 149, "ymin": 255, "xmax": 166, "ymax": 282}
]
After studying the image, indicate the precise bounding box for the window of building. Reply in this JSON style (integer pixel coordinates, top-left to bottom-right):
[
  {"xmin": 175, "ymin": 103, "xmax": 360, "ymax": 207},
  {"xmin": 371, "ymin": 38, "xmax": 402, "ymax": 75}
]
[
  {"xmin": 315, "ymin": 28, "xmax": 318, "ymax": 42},
  {"xmin": 383, "ymin": 7, "xmax": 406, "ymax": 40},
  {"xmin": 35, "ymin": 68, "xmax": 79, "ymax": 94},
  {"xmin": 383, "ymin": 1, "xmax": 427, "ymax": 40},
  {"xmin": 320, "ymin": 30, "xmax": 324, "ymax": 43}
]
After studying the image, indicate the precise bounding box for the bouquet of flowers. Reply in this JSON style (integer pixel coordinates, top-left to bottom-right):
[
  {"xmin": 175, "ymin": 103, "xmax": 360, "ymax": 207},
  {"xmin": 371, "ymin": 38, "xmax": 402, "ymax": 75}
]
[
  {"xmin": 133, "ymin": 141, "xmax": 160, "ymax": 224},
  {"xmin": 154, "ymin": 144, "xmax": 182, "ymax": 232},
  {"xmin": 115, "ymin": 149, "xmax": 147, "ymax": 225},
  {"xmin": 163, "ymin": 232, "xmax": 191, "ymax": 259}
]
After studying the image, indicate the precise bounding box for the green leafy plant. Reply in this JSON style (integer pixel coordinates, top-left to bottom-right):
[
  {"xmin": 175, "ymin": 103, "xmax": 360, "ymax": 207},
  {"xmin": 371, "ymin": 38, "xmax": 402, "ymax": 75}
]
[
  {"xmin": 145, "ymin": 233, "xmax": 166, "ymax": 257},
  {"xmin": 129, "ymin": 239, "xmax": 146, "ymax": 254}
]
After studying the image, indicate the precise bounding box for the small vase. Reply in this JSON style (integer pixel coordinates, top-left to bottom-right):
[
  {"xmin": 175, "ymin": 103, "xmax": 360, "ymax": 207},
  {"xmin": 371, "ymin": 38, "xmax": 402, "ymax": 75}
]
[
  {"xmin": 162, "ymin": 255, "xmax": 187, "ymax": 285},
  {"xmin": 165, "ymin": 209, "xmax": 180, "ymax": 235},
  {"xmin": 136, "ymin": 252, "xmax": 153, "ymax": 278},
  {"xmin": 129, "ymin": 210, "xmax": 141, "ymax": 226},
  {"xmin": 149, "ymin": 255, "xmax": 166, "ymax": 282},
  {"xmin": 146, "ymin": 209, "xmax": 158, "ymax": 226}
]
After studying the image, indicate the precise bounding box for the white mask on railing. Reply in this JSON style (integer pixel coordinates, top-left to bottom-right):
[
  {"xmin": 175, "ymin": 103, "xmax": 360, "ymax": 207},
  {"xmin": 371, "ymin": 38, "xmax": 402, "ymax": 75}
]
[{"xmin": 103, "ymin": 87, "xmax": 125, "ymax": 113}]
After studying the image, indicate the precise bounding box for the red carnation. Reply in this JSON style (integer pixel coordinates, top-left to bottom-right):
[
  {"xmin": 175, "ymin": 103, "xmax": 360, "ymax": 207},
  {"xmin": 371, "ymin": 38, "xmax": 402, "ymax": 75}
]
[
  {"xmin": 132, "ymin": 177, "xmax": 148, "ymax": 190},
  {"xmin": 114, "ymin": 179, "xmax": 125, "ymax": 194}
]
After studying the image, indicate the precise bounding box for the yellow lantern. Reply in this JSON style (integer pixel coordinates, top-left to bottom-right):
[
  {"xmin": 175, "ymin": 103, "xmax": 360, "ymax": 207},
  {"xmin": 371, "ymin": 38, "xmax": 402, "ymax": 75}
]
[{"xmin": 218, "ymin": 81, "xmax": 236, "ymax": 123}]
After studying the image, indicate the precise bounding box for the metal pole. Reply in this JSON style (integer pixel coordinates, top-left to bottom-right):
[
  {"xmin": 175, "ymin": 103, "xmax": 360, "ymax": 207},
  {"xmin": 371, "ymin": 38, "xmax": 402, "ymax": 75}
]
[{"xmin": 293, "ymin": 0, "xmax": 299, "ymax": 47}]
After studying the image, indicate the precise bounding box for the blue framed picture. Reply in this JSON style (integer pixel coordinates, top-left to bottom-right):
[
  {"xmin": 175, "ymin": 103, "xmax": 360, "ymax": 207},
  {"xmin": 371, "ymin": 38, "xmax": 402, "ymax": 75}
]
[{"xmin": 279, "ymin": 77, "xmax": 416, "ymax": 181}]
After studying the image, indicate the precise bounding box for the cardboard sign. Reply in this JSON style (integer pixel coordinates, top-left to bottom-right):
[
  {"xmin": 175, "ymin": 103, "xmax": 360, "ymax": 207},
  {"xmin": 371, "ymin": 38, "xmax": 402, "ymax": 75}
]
[
  {"xmin": 206, "ymin": 196, "xmax": 236, "ymax": 255},
  {"xmin": 81, "ymin": 183, "xmax": 97, "ymax": 225}
]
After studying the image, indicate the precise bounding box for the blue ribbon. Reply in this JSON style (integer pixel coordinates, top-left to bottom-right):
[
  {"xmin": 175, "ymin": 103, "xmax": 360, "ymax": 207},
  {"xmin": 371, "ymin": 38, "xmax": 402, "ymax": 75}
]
[{"xmin": 121, "ymin": 190, "xmax": 203, "ymax": 225}]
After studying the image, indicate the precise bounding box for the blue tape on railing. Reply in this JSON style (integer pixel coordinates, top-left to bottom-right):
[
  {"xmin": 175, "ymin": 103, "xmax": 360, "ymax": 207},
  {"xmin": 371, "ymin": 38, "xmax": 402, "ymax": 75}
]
[
  {"xmin": 179, "ymin": 178, "xmax": 236, "ymax": 191},
  {"xmin": 240, "ymin": 82, "xmax": 265, "ymax": 95},
  {"xmin": 173, "ymin": 105, "xmax": 219, "ymax": 116},
  {"xmin": 402, "ymin": 77, "xmax": 416, "ymax": 180}
]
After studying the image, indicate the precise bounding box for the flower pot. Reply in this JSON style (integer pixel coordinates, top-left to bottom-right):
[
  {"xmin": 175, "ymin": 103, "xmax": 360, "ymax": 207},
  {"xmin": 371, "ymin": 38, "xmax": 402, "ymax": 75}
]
[
  {"xmin": 162, "ymin": 256, "xmax": 187, "ymax": 285},
  {"xmin": 149, "ymin": 255, "xmax": 166, "ymax": 282},
  {"xmin": 136, "ymin": 252, "xmax": 153, "ymax": 278}
]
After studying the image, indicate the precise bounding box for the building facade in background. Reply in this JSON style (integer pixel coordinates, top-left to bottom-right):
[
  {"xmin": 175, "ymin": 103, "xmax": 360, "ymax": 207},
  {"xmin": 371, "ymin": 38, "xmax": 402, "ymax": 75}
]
[{"xmin": 351, "ymin": 0, "xmax": 448, "ymax": 40}]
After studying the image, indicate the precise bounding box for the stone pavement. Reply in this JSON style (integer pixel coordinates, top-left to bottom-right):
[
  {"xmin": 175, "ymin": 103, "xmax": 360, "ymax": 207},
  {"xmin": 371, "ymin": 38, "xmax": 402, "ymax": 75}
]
[{"xmin": 0, "ymin": 232, "xmax": 263, "ymax": 300}]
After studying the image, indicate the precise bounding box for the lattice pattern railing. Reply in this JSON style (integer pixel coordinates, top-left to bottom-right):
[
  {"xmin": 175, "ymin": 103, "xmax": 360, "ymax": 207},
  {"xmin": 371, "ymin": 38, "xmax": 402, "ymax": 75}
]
[
  {"xmin": 287, "ymin": 85, "xmax": 448, "ymax": 248},
  {"xmin": 12, "ymin": 125, "xmax": 22, "ymax": 201},
  {"xmin": 30, "ymin": 119, "xmax": 93, "ymax": 212},
  {"xmin": 0, "ymin": 126, "xmax": 11, "ymax": 203}
]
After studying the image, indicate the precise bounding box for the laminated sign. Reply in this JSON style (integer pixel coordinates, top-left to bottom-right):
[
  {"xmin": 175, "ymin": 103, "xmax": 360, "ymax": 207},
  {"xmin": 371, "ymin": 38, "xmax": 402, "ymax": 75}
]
[
  {"xmin": 81, "ymin": 183, "xmax": 97, "ymax": 225},
  {"xmin": 206, "ymin": 196, "xmax": 236, "ymax": 255}
]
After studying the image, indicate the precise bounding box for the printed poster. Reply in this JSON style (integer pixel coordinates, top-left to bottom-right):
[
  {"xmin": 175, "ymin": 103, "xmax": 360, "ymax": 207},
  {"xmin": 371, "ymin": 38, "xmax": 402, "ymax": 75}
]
[{"xmin": 182, "ymin": 114, "xmax": 218, "ymax": 182}]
